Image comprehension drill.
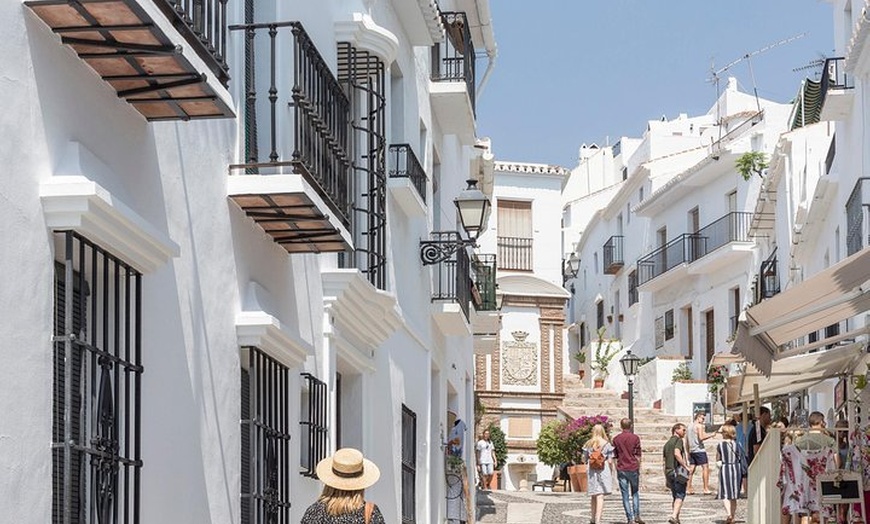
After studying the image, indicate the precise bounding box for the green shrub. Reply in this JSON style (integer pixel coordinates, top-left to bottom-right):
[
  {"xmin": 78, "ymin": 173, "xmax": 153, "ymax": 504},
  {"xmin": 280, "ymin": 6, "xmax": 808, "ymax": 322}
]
[
  {"xmin": 487, "ymin": 424, "xmax": 507, "ymax": 470},
  {"xmin": 671, "ymin": 361, "xmax": 693, "ymax": 383}
]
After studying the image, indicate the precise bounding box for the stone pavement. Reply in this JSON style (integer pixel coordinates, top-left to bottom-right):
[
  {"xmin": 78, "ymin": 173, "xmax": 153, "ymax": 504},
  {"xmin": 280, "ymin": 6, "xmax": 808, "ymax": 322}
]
[{"xmin": 476, "ymin": 488, "xmax": 748, "ymax": 524}]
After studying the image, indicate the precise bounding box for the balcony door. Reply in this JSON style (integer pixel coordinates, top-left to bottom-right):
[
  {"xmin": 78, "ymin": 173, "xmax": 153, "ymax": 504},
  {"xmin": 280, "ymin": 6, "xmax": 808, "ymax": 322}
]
[
  {"xmin": 498, "ymin": 200, "xmax": 533, "ymax": 271},
  {"xmin": 704, "ymin": 309, "xmax": 715, "ymax": 367}
]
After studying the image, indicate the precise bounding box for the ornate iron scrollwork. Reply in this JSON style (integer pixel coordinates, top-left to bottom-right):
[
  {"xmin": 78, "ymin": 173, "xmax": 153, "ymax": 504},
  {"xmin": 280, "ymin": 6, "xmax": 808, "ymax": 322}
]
[
  {"xmin": 419, "ymin": 235, "xmax": 475, "ymax": 266},
  {"xmin": 93, "ymin": 358, "xmax": 118, "ymax": 524}
]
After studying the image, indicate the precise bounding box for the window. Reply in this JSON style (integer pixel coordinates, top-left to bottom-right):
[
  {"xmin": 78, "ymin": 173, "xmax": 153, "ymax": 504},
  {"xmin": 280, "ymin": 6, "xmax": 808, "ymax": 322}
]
[
  {"xmin": 53, "ymin": 231, "xmax": 142, "ymax": 524},
  {"xmin": 626, "ymin": 202, "xmax": 631, "ymax": 224},
  {"xmin": 401, "ymin": 405, "xmax": 417, "ymax": 523},
  {"xmin": 628, "ymin": 270, "xmax": 638, "ymax": 306},
  {"xmin": 727, "ymin": 190, "xmax": 737, "ymax": 212},
  {"xmin": 242, "ymin": 347, "xmax": 291, "ymax": 523},
  {"xmin": 664, "ymin": 309, "xmax": 675, "ymax": 340},
  {"xmin": 596, "ymin": 300, "xmax": 605, "ymax": 330},
  {"xmin": 497, "ymin": 200, "xmax": 533, "ymax": 271},
  {"xmin": 639, "ymin": 186, "xmax": 644, "ymax": 202},
  {"xmin": 300, "ymin": 373, "xmax": 328, "ymax": 477},
  {"xmin": 579, "ymin": 322, "xmax": 587, "ymax": 348}
]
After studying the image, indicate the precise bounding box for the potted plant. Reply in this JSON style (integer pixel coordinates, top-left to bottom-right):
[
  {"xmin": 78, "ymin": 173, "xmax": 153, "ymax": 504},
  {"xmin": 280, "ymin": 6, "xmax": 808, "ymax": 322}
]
[
  {"xmin": 735, "ymin": 151, "xmax": 768, "ymax": 180},
  {"xmin": 707, "ymin": 364, "xmax": 728, "ymax": 411},
  {"xmin": 487, "ymin": 424, "xmax": 507, "ymax": 490},
  {"xmin": 590, "ymin": 328, "xmax": 620, "ymax": 388},
  {"xmin": 671, "ymin": 361, "xmax": 693, "ymax": 383},
  {"xmin": 535, "ymin": 415, "xmax": 613, "ymax": 492},
  {"xmin": 573, "ymin": 350, "xmax": 587, "ymax": 380}
]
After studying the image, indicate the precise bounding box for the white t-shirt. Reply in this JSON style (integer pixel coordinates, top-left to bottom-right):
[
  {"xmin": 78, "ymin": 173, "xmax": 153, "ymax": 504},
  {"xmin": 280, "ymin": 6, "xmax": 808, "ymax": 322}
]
[{"xmin": 476, "ymin": 439, "xmax": 495, "ymax": 465}]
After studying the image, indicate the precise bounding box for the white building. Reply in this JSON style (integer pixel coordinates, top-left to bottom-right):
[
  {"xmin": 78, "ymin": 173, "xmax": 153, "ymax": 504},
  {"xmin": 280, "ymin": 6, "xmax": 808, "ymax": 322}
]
[
  {"xmin": 474, "ymin": 160, "xmax": 570, "ymax": 491},
  {"xmin": 564, "ymin": 79, "xmax": 792, "ymax": 416},
  {"xmin": 0, "ymin": 1, "xmax": 499, "ymax": 523}
]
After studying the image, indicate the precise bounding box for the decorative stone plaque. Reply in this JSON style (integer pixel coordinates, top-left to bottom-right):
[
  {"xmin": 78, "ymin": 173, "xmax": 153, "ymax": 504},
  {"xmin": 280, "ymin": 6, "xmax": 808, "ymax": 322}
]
[{"xmin": 502, "ymin": 331, "xmax": 538, "ymax": 386}]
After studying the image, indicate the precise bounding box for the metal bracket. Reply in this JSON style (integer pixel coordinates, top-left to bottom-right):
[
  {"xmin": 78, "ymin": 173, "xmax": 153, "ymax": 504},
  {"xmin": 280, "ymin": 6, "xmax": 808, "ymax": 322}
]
[{"xmin": 419, "ymin": 237, "xmax": 475, "ymax": 265}]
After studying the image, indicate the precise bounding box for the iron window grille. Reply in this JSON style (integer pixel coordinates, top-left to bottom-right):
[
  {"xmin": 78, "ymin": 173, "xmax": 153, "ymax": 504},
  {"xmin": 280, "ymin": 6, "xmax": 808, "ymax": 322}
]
[
  {"xmin": 628, "ymin": 270, "xmax": 638, "ymax": 306},
  {"xmin": 299, "ymin": 373, "xmax": 328, "ymax": 478},
  {"xmin": 664, "ymin": 309, "xmax": 675, "ymax": 340},
  {"xmin": 53, "ymin": 231, "xmax": 142, "ymax": 524},
  {"xmin": 241, "ymin": 347, "xmax": 291, "ymax": 524},
  {"xmin": 338, "ymin": 43, "xmax": 388, "ymax": 290},
  {"xmin": 228, "ymin": 21, "xmax": 352, "ymax": 227},
  {"xmin": 401, "ymin": 405, "xmax": 417, "ymax": 524},
  {"xmin": 602, "ymin": 235, "xmax": 624, "ymax": 274},
  {"xmin": 846, "ymin": 178, "xmax": 870, "ymax": 256}
]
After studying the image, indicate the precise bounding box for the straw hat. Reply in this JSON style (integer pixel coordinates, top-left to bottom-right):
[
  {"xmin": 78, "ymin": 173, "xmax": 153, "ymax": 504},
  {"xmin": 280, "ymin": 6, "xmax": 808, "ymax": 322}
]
[{"xmin": 315, "ymin": 448, "xmax": 380, "ymax": 491}]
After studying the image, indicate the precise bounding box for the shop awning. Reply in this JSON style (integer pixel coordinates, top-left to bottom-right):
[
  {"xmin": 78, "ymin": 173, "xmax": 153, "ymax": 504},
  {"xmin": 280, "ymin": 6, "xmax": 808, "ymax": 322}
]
[
  {"xmin": 733, "ymin": 246, "xmax": 870, "ymax": 375},
  {"xmin": 729, "ymin": 342, "xmax": 866, "ymax": 405}
]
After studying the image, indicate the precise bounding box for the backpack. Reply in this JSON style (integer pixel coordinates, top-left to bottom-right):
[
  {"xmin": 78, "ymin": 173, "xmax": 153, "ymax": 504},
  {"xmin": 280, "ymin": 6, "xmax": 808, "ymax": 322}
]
[{"xmin": 588, "ymin": 445, "xmax": 606, "ymax": 470}]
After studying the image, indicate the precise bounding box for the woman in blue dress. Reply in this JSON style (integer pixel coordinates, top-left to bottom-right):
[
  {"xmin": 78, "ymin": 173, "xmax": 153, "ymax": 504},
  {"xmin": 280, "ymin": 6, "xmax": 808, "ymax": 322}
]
[
  {"xmin": 583, "ymin": 424, "xmax": 615, "ymax": 524},
  {"xmin": 716, "ymin": 424, "xmax": 744, "ymax": 524}
]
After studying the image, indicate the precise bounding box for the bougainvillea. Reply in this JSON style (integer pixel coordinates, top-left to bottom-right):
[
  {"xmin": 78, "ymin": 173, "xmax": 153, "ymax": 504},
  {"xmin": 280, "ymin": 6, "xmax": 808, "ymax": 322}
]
[
  {"xmin": 707, "ymin": 365, "xmax": 728, "ymax": 395},
  {"xmin": 536, "ymin": 415, "xmax": 613, "ymax": 466}
]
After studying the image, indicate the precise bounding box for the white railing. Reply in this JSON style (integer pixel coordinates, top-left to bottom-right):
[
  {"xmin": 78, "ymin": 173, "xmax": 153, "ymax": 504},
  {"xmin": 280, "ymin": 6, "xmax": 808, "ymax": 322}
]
[{"xmin": 747, "ymin": 427, "xmax": 782, "ymax": 523}]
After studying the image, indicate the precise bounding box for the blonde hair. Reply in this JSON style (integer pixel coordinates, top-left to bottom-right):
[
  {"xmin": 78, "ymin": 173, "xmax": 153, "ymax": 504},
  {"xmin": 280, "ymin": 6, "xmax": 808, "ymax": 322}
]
[
  {"xmin": 319, "ymin": 486, "xmax": 365, "ymax": 516},
  {"xmin": 719, "ymin": 424, "xmax": 736, "ymax": 440},
  {"xmin": 587, "ymin": 424, "xmax": 610, "ymax": 448}
]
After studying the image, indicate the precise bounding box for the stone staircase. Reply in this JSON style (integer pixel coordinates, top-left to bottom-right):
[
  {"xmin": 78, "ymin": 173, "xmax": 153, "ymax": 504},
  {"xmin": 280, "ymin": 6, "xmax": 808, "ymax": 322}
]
[{"xmin": 560, "ymin": 374, "xmax": 723, "ymax": 492}]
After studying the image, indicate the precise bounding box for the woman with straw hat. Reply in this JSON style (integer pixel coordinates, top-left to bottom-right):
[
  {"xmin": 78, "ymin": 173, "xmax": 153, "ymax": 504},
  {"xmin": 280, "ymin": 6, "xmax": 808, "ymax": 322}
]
[{"xmin": 301, "ymin": 448, "xmax": 385, "ymax": 523}]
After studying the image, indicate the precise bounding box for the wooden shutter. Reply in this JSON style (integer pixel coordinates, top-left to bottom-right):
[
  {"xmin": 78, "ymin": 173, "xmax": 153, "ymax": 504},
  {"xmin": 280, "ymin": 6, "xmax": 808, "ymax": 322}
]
[{"xmin": 497, "ymin": 200, "xmax": 532, "ymax": 238}]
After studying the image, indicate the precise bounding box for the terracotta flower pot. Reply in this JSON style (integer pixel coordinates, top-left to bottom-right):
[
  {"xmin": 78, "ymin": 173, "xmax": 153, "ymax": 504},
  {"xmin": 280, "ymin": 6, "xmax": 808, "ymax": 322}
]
[
  {"xmin": 593, "ymin": 378, "xmax": 605, "ymax": 388},
  {"xmin": 567, "ymin": 464, "xmax": 588, "ymax": 492},
  {"xmin": 578, "ymin": 369, "xmax": 586, "ymax": 380},
  {"xmin": 488, "ymin": 470, "xmax": 500, "ymax": 490}
]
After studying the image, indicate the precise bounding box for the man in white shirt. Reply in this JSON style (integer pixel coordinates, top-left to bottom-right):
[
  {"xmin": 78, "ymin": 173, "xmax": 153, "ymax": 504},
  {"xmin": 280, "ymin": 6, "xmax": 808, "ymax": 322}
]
[{"xmin": 476, "ymin": 429, "xmax": 496, "ymax": 490}]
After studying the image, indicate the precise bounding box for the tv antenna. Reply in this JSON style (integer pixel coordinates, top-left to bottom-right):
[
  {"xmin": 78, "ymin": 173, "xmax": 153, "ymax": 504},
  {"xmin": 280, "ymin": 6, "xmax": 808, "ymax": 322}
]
[
  {"xmin": 708, "ymin": 33, "xmax": 807, "ymax": 120},
  {"xmin": 792, "ymin": 54, "xmax": 828, "ymax": 80}
]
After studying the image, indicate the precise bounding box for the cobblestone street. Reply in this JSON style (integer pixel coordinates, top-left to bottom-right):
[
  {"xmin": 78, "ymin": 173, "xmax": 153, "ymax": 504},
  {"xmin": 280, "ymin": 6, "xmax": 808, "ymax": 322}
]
[{"xmin": 476, "ymin": 488, "xmax": 748, "ymax": 524}]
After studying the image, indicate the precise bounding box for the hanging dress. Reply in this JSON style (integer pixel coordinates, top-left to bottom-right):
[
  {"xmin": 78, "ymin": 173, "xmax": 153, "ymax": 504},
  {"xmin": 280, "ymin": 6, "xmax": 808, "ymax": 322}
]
[{"xmin": 716, "ymin": 440, "xmax": 743, "ymax": 500}]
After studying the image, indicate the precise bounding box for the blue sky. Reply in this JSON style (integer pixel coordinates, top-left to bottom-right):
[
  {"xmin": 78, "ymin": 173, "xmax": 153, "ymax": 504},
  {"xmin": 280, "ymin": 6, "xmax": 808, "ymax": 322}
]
[{"xmin": 476, "ymin": 1, "xmax": 834, "ymax": 168}]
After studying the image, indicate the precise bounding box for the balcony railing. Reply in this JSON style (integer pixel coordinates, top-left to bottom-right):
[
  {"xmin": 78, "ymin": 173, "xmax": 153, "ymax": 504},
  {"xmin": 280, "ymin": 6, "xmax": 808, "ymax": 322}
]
[
  {"xmin": 229, "ymin": 22, "xmax": 352, "ymax": 226},
  {"xmin": 156, "ymin": 0, "xmax": 230, "ymax": 85},
  {"xmin": 472, "ymin": 254, "xmax": 497, "ymax": 311},
  {"xmin": 822, "ymin": 57, "xmax": 852, "ymax": 93},
  {"xmin": 846, "ymin": 178, "xmax": 870, "ymax": 256},
  {"xmin": 429, "ymin": 232, "xmax": 471, "ymax": 321},
  {"xmin": 692, "ymin": 211, "xmax": 752, "ymax": 259},
  {"xmin": 389, "ymin": 144, "xmax": 427, "ymax": 204},
  {"xmin": 431, "ymin": 12, "xmax": 476, "ymax": 113},
  {"xmin": 497, "ymin": 237, "xmax": 533, "ymax": 271},
  {"xmin": 602, "ymin": 235, "xmax": 624, "ymax": 275},
  {"xmin": 637, "ymin": 234, "xmax": 701, "ymax": 285}
]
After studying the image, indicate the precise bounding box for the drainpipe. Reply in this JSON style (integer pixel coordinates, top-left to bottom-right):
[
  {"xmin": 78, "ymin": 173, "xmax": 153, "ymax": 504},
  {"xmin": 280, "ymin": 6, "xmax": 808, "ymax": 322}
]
[{"xmin": 473, "ymin": 0, "xmax": 497, "ymax": 99}]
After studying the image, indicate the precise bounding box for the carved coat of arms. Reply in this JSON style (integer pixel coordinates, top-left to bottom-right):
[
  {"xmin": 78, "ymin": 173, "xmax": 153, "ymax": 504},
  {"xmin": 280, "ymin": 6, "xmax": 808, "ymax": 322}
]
[{"xmin": 502, "ymin": 331, "xmax": 537, "ymax": 386}]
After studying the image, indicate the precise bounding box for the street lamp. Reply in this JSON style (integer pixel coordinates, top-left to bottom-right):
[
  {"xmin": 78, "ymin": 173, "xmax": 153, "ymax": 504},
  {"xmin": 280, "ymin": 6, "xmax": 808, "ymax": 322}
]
[
  {"xmin": 562, "ymin": 252, "xmax": 580, "ymax": 282},
  {"xmin": 420, "ymin": 179, "xmax": 491, "ymax": 265},
  {"xmin": 619, "ymin": 349, "xmax": 641, "ymax": 424}
]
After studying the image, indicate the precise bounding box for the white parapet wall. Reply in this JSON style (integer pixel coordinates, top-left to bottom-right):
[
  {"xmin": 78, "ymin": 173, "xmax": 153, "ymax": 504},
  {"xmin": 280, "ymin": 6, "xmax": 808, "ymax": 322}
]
[
  {"xmin": 634, "ymin": 358, "xmax": 685, "ymax": 408},
  {"xmin": 661, "ymin": 382, "xmax": 711, "ymax": 417}
]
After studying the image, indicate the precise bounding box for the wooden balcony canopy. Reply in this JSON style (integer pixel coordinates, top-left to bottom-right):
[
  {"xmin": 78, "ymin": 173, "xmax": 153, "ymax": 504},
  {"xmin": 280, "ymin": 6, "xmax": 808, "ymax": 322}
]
[{"xmin": 26, "ymin": 0, "xmax": 234, "ymax": 120}]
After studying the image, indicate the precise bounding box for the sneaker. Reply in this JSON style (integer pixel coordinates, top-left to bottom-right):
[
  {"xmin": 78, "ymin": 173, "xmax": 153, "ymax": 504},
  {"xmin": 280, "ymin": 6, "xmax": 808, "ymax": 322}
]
[
  {"xmin": 667, "ymin": 518, "xmax": 680, "ymax": 524},
  {"xmin": 635, "ymin": 519, "xmax": 646, "ymax": 524}
]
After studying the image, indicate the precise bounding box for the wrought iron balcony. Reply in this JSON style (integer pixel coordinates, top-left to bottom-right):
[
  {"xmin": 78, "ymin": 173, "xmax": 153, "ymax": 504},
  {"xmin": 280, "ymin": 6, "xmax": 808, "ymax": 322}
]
[
  {"xmin": 431, "ymin": 12, "xmax": 476, "ymax": 113},
  {"xmin": 602, "ymin": 235, "xmax": 624, "ymax": 275},
  {"xmin": 497, "ymin": 237, "xmax": 533, "ymax": 271},
  {"xmin": 637, "ymin": 234, "xmax": 701, "ymax": 285},
  {"xmin": 692, "ymin": 211, "xmax": 752, "ymax": 259},
  {"xmin": 389, "ymin": 144, "xmax": 427, "ymax": 204},
  {"xmin": 227, "ymin": 22, "xmax": 353, "ymax": 254},
  {"xmin": 472, "ymin": 254, "xmax": 497, "ymax": 311},
  {"xmin": 26, "ymin": 0, "xmax": 233, "ymax": 120},
  {"xmin": 820, "ymin": 57, "xmax": 854, "ymax": 121},
  {"xmin": 846, "ymin": 177, "xmax": 870, "ymax": 256},
  {"xmin": 427, "ymin": 232, "xmax": 471, "ymax": 323}
]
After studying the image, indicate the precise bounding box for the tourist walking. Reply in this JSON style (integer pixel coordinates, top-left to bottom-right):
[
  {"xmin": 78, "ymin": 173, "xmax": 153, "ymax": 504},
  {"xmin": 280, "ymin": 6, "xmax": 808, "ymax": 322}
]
[
  {"xmin": 747, "ymin": 406, "xmax": 771, "ymax": 464},
  {"xmin": 476, "ymin": 429, "xmax": 496, "ymax": 490},
  {"xmin": 583, "ymin": 423, "xmax": 615, "ymax": 524},
  {"xmin": 685, "ymin": 410, "xmax": 716, "ymax": 495},
  {"xmin": 716, "ymin": 424, "xmax": 744, "ymax": 524},
  {"xmin": 612, "ymin": 418, "xmax": 645, "ymax": 524},
  {"xmin": 301, "ymin": 448, "xmax": 385, "ymax": 524},
  {"xmin": 663, "ymin": 423, "xmax": 690, "ymax": 524}
]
